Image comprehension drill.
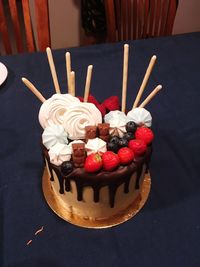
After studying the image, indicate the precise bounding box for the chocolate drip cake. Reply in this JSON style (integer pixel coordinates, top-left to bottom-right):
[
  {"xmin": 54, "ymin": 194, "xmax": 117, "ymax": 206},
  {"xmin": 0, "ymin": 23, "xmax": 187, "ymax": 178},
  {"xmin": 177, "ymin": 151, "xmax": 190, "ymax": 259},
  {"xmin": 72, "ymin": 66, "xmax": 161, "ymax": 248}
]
[
  {"xmin": 43, "ymin": 145, "xmax": 151, "ymax": 220},
  {"xmin": 22, "ymin": 45, "xmax": 161, "ymax": 225}
]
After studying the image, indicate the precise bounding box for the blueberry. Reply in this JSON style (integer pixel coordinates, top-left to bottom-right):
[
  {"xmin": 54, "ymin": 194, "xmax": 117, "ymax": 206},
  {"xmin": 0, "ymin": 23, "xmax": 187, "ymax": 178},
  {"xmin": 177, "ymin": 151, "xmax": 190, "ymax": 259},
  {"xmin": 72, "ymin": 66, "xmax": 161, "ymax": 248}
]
[
  {"xmin": 107, "ymin": 142, "xmax": 119, "ymax": 153},
  {"xmin": 118, "ymin": 137, "xmax": 128, "ymax": 148},
  {"xmin": 126, "ymin": 121, "xmax": 137, "ymax": 133},
  {"xmin": 61, "ymin": 161, "xmax": 73, "ymax": 176},
  {"xmin": 123, "ymin": 132, "xmax": 135, "ymax": 141},
  {"xmin": 109, "ymin": 136, "xmax": 120, "ymax": 144}
]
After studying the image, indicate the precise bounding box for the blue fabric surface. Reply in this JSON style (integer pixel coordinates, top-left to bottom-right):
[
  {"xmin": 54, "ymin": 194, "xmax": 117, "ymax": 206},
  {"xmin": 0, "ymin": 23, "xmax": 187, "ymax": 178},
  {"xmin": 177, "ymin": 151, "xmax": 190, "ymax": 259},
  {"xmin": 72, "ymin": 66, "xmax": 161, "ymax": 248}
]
[{"xmin": 0, "ymin": 32, "xmax": 200, "ymax": 267}]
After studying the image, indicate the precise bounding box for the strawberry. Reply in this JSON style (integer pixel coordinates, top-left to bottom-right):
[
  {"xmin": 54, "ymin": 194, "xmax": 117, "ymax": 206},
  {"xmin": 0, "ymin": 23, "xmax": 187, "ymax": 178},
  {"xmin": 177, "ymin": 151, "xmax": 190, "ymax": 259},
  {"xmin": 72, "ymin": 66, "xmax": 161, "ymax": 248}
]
[
  {"xmin": 102, "ymin": 96, "xmax": 120, "ymax": 111},
  {"xmin": 118, "ymin": 147, "xmax": 134, "ymax": 165},
  {"xmin": 135, "ymin": 127, "xmax": 154, "ymax": 145},
  {"xmin": 128, "ymin": 139, "xmax": 147, "ymax": 156},
  {"xmin": 102, "ymin": 151, "xmax": 120, "ymax": 171},
  {"xmin": 84, "ymin": 153, "xmax": 102, "ymax": 173}
]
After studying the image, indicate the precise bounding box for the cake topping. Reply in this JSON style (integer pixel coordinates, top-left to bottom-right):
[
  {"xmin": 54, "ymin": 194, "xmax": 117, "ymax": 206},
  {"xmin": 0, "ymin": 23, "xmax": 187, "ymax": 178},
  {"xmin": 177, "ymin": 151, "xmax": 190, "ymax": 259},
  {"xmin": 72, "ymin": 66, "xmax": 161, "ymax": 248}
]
[
  {"xmin": 63, "ymin": 102, "xmax": 102, "ymax": 140},
  {"xmin": 118, "ymin": 137, "xmax": 129, "ymax": 148},
  {"xmin": 72, "ymin": 143, "xmax": 86, "ymax": 168},
  {"xmin": 85, "ymin": 137, "xmax": 107, "ymax": 155},
  {"xmin": 85, "ymin": 125, "xmax": 97, "ymax": 141},
  {"xmin": 84, "ymin": 153, "xmax": 103, "ymax": 173},
  {"xmin": 22, "ymin": 46, "xmax": 159, "ymax": 175},
  {"xmin": 98, "ymin": 123, "xmax": 110, "ymax": 142},
  {"xmin": 68, "ymin": 139, "xmax": 84, "ymax": 148},
  {"xmin": 61, "ymin": 161, "xmax": 73, "ymax": 176},
  {"xmin": 128, "ymin": 139, "xmax": 147, "ymax": 156},
  {"xmin": 125, "ymin": 121, "xmax": 137, "ymax": 133},
  {"xmin": 102, "ymin": 151, "xmax": 120, "ymax": 171},
  {"xmin": 104, "ymin": 110, "xmax": 128, "ymax": 137},
  {"xmin": 39, "ymin": 93, "xmax": 80, "ymax": 129},
  {"xmin": 102, "ymin": 96, "xmax": 120, "ymax": 111},
  {"xmin": 42, "ymin": 124, "xmax": 68, "ymax": 149},
  {"xmin": 127, "ymin": 107, "xmax": 152, "ymax": 127},
  {"xmin": 135, "ymin": 127, "xmax": 154, "ymax": 145},
  {"xmin": 118, "ymin": 147, "xmax": 134, "ymax": 165},
  {"xmin": 48, "ymin": 143, "xmax": 72, "ymax": 166},
  {"xmin": 123, "ymin": 132, "xmax": 135, "ymax": 141}
]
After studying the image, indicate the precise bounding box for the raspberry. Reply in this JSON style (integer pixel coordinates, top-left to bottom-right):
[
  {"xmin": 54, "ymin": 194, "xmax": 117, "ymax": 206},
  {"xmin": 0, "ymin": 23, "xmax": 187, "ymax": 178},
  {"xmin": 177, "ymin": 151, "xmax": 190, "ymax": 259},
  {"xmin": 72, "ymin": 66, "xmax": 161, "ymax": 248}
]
[
  {"xmin": 118, "ymin": 147, "xmax": 134, "ymax": 165},
  {"xmin": 135, "ymin": 127, "xmax": 154, "ymax": 145},
  {"xmin": 128, "ymin": 139, "xmax": 147, "ymax": 156},
  {"xmin": 102, "ymin": 96, "xmax": 120, "ymax": 111},
  {"xmin": 84, "ymin": 153, "xmax": 102, "ymax": 173},
  {"xmin": 102, "ymin": 151, "xmax": 120, "ymax": 171}
]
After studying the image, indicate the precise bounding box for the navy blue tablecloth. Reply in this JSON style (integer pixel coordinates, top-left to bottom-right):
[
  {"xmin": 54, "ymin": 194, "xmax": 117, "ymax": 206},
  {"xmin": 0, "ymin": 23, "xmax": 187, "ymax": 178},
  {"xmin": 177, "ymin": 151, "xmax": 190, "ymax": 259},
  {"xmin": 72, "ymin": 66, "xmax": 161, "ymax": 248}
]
[{"xmin": 1, "ymin": 32, "xmax": 200, "ymax": 267}]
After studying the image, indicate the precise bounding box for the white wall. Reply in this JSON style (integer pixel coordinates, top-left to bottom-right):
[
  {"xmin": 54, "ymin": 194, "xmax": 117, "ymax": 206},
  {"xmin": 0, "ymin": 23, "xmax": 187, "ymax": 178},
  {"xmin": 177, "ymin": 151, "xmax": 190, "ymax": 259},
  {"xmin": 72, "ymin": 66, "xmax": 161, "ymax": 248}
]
[
  {"xmin": 31, "ymin": 0, "xmax": 200, "ymax": 49},
  {"xmin": 48, "ymin": 0, "xmax": 82, "ymax": 49},
  {"xmin": 173, "ymin": 0, "xmax": 200, "ymax": 34}
]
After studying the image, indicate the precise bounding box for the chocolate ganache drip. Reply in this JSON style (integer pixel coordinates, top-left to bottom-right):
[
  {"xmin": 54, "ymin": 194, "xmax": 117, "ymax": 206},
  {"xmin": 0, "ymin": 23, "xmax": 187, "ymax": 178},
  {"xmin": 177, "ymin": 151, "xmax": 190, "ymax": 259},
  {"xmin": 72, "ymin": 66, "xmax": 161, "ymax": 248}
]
[{"xmin": 43, "ymin": 146, "xmax": 152, "ymax": 208}]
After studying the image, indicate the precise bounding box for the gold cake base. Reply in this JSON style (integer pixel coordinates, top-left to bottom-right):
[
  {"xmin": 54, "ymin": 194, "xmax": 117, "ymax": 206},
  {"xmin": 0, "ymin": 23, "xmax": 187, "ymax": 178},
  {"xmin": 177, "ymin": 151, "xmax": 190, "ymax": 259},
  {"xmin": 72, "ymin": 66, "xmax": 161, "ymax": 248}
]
[{"xmin": 42, "ymin": 167, "xmax": 151, "ymax": 229}]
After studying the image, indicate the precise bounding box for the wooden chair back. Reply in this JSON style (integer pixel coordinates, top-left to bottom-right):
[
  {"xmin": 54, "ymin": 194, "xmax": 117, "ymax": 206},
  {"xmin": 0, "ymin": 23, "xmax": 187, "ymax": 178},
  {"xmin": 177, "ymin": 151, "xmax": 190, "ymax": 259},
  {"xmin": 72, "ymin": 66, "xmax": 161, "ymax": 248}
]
[
  {"xmin": 0, "ymin": 0, "xmax": 50, "ymax": 54},
  {"xmin": 105, "ymin": 0, "xmax": 178, "ymax": 42}
]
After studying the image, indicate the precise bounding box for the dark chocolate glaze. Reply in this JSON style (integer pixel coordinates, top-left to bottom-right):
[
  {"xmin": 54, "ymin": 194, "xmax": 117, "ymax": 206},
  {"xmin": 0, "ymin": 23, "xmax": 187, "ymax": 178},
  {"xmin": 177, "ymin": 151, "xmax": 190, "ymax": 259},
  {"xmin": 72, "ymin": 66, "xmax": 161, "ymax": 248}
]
[{"xmin": 43, "ymin": 146, "xmax": 152, "ymax": 208}]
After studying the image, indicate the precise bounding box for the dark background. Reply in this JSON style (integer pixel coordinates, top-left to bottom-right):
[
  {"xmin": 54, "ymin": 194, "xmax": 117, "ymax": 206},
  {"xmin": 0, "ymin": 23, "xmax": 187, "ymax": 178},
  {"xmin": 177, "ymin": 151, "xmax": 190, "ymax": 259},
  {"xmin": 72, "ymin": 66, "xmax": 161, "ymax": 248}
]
[{"xmin": 0, "ymin": 32, "xmax": 200, "ymax": 267}]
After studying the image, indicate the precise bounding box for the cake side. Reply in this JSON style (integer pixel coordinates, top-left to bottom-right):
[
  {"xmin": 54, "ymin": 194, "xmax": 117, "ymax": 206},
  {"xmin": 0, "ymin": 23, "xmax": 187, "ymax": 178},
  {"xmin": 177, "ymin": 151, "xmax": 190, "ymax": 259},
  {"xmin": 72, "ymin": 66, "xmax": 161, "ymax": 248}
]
[{"xmin": 43, "ymin": 146, "xmax": 151, "ymax": 220}]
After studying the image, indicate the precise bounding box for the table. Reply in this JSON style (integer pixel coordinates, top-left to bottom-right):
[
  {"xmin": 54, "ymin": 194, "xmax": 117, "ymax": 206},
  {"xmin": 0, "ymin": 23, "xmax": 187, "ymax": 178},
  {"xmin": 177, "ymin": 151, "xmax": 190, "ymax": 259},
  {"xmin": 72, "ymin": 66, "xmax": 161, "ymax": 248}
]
[{"xmin": 1, "ymin": 32, "xmax": 200, "ymax": 267}]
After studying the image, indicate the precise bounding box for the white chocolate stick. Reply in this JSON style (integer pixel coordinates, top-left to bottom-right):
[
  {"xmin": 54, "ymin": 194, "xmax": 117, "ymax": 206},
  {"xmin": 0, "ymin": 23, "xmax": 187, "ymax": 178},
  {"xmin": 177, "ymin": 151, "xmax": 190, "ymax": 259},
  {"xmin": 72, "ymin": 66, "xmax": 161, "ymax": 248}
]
[
  {"xmin": 84, "ymin": 65, "xmax": 93, "ymax": 102},
  {"xmin": 133, "ymin": 55, "xmax": 157, "ymax": 108},
  {"xmin": 65, "ymin": 52, "xmax": 72, "ymax": 94},
  {"xmin": 70, "ymin": 71, "xmax": 75, "ymax": 96},
  {"xmin": 22, "ymin": 77, "xmax": 46, "ymax": 103},
  {"xmin": 139, "ymin": 85, "xmax": 162, "ymax": 108},
  {"xmin": 121, "ymin": 44, "xmax": 129, "ymax": 112},
  {"xmin": 46, "ymin": 47, "xmax": 61, "ymax": 94}
]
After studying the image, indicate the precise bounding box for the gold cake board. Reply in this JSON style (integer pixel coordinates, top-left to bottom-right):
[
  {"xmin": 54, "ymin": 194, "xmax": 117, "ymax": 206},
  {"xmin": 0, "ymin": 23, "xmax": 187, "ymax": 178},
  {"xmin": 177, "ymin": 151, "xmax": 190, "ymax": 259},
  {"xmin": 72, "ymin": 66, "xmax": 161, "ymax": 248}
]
[{"xmin": 42, "ymin": 167, "xmax": 151, "ymax": 229}]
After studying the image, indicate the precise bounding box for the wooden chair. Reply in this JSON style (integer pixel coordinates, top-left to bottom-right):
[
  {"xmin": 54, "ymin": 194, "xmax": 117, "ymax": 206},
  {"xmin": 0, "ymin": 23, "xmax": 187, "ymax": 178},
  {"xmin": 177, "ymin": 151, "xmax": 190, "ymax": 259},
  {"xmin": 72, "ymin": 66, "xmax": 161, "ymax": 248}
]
[
  {"xmin": 105, "ymin": 0, "xmax": 178, "ymax": 42},
  {"xmin": 0, "ymin": 0, "xmax": 50, "ymax": 55}
]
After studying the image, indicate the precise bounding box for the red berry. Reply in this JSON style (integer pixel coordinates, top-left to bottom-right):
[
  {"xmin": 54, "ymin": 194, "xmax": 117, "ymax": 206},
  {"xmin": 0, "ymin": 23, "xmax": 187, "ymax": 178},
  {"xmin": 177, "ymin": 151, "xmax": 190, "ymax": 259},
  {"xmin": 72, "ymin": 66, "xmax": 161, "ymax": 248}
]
[
  {"xmin": 96, "ymin": 103, "xmax": 106, "ymax": 116},
  {"xmin": 77, "ymin": 96, "xmax": 84, "ymax": 102},
  {"xmin": 128, "ymin": 139, "xmax": 147, "ymax": 156},
  {"xmin": 78, "ymin": 95, "xmax": 99, "ymax": 106},
  {"xmin": 102, "ymin": 151, "xmax": 120, "ymax": 171},
  {"xmin": 84, "ymin": 153, "xmax": 102, "ymax": 173},
  {"xmin": 88, "ymin": 95, "xmax": 99, "ymax": 106},
  {"xmin": 135, "ymin": 127, "xmax": 154, "ymax": 145},
  {"xmin": 102, "ymin": 96, "xmax": 120, "ymax": 111},
  {"xmin": 118, "ymin": 147, "xmax": 134, "ymax": 165}
]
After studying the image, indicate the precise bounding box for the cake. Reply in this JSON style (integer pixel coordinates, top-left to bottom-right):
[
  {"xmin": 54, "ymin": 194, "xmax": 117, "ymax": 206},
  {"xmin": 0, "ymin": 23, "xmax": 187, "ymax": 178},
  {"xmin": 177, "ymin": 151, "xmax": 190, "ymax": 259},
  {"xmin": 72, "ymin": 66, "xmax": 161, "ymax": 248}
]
[
  {"xmin": 22, "ymin": 45, "xmax": 161, "ymax": 225},
  {"xmin": 40, "ymin": 94, "xmax": 154, "ymax": 221}
]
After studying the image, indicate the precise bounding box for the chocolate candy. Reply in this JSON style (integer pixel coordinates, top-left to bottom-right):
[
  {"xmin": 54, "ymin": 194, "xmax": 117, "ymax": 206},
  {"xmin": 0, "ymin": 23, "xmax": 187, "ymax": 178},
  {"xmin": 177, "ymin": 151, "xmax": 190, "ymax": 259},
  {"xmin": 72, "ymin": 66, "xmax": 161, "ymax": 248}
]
[
  {"xmin": 85, "ymin": 126, "xmax": 97, "ymax": 141},
  {"xmin": 98, "ymin": 123, "xmax": 110, "ymax": 142},
  {"xmin": 72, "ymin": 143, "xmax": 86, "ymax": 168}
]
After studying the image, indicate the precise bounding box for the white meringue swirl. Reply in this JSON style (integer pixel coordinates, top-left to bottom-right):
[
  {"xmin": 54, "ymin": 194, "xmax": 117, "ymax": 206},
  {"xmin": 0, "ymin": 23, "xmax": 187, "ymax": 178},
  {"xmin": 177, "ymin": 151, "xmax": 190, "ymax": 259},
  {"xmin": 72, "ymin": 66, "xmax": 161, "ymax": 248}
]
[
  {"xmin": 63, "ymin": 102, "xmax": 102, "ymax": 140},
  {"xmin": 85, "ymin": 138, "xmax": 107, "ymax": 155},
  {"xmin": 104, "ymin": 110, "xmax": 128, "ymax": 137},
  {"xmin": 127, "ymin": 107, "xmax": 152, "ymax": 127},
  {"xmin": 42, "ymin": 124, "xmax": 68, "ymax": 149},
  {"xmin": 104, "ymin": 110, "xmax": 128, "ymax": 123},
  {"xmin": 48, "ymin": 143, "xmax": 72, "ymax": 166},
  {"xmin": 39, "ymin": 94, "xmax": 80, "ymax": 129}
]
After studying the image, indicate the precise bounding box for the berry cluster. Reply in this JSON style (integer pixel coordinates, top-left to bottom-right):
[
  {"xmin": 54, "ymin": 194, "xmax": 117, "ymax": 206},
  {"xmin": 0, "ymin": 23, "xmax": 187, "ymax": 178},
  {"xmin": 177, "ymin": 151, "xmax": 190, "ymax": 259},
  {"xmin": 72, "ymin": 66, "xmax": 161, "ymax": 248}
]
[
  {"xmin": 78, "ymin": 94, "xmax": 120, "ymax": 116},
  {"xmin": 60, "ymin": 122, "xmax": 154, "ymax": 175},
  {"xmin": 84, "ymin": 123, "xmax": 153, "ymax": 173}
]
